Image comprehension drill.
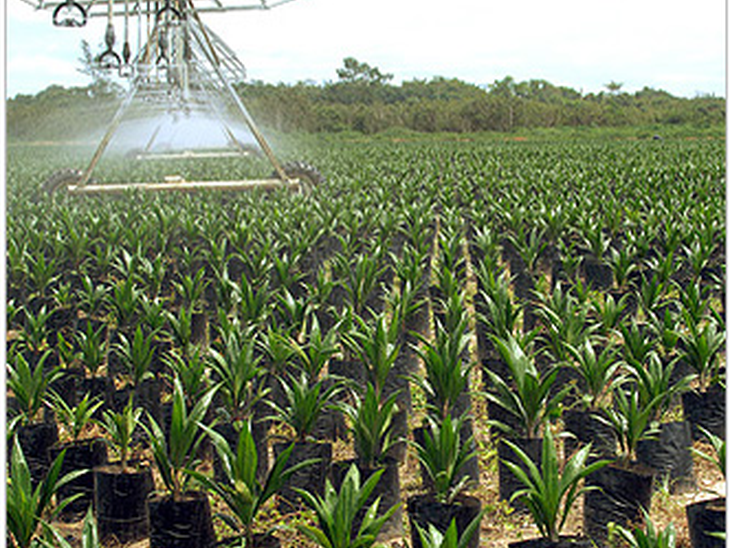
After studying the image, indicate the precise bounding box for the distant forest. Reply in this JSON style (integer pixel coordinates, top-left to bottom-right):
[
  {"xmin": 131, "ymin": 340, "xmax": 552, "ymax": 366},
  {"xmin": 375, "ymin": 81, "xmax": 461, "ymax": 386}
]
[{"xmin": 7, "ymin": 57, "xmax": 725, "ymax": 140}]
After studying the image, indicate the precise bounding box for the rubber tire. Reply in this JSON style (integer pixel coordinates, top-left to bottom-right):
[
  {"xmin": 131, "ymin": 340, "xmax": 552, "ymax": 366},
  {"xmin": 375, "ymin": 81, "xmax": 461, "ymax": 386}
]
[
  {"xmin": 42, "ymin": 168, "xmax": 83, "ymax": 195},
  {"xmin": 273, "ymin": 161, "xmax": 325, "ymax": 193}
]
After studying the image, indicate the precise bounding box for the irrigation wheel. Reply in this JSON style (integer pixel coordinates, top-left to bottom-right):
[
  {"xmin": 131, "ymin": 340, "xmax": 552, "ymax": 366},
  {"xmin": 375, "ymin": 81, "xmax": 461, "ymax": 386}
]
[
  {"xmin": 274, "ymin": 161, "xmax": 325, "ymax": 193},
  {"xmin": 42, "ymin": 168, "xmax": 84, "ymax": 195}
]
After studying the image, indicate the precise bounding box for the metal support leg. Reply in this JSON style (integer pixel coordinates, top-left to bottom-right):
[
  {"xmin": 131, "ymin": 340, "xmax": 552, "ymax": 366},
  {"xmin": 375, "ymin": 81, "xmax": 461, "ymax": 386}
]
[{"xmin": 187, "ymin": 6, "xmax": 290, "ymax": 182}]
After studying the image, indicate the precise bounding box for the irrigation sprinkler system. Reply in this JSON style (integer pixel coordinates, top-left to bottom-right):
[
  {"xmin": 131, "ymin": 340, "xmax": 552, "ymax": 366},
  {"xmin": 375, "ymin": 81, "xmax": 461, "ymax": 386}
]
[{"xmin": 21, "ymin": 0, "xmax": 324, "ymax": 195}]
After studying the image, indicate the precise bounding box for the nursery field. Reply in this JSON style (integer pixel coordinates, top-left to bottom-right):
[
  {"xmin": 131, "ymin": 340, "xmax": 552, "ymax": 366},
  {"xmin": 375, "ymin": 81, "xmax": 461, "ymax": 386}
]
[{"xmin": 6, "ymin": 134, "xmax": 726, "ymax": 548}]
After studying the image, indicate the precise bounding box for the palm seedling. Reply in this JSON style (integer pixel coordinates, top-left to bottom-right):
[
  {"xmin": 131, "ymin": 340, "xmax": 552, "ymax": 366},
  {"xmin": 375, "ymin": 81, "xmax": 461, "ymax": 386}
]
[
  {"xmin": 599, "ymin": 388, "xmax": 660, "ymax": 467},
  {"xmin": 109, "ymin": 277, "xmax": 142, "ymax": 332},
  {"xmin": 75, "ymin": 321, "xmax": 107, "ymax": 379},
  {"xmin": 25, "ymin": 251, "xmax": 59, "ymax": 300},
  {"xmin": 291, "ymin": 314, "xmax": 341, "ymax": 380},
  {"xmin": 144, "ymin": 377, "xmax": 218, "ymax": 500},
  {"xmin": 677, "ymin": 312, "xmax": 726, "ymax": 442},
  {"xmin": 213, "ymin": 264, "xmax": 240, "ymax": 317},
  {"xmin": 166, "ymin": 305, "xmax": 196, "ymax": 356},
  {"xmin": 635, "ymin": 273, "xmax": 667, "ymax": 319},
  {"xmin": 589, "ymin": 291, "xmax": 628, "ymax": 339},
  {"xmin": 343, "ymin": 311, "xmax": 401, "ymax": 400},
  {"xmin": 412, "ymin": 317, "xmax": 473, "ymax": 422},
  {"xmin": 438, "ymin": 286, "xmax": 471, "ymax": 341},
  {"xmin": 295, "ymin": 464, "xmax": 400, "ymax": 548},
  {"xmin": 402, "ymin": 200, "xmax": 435, "ymax": 253},
  {"xmin": 273, "ymin": 287, "xmax": 312, "ymax": 338},
  {"xmin": 201, "ymin": 235, "xmax": 230, "ymax": 281},
  {"xmin": 7, "ymin": 351, "xmax": 62, "ymax": 430},
  {"xmin": 77, "ymin": 274, "xmax": 109, "ymax": 319},
  {"xmin": 510, "ymin": 226, "xmax": 547, "ymax": 278},
  {"xmin": 569, "ymin": 275, "xmax": 592, "ymax": 306},
  {"xmin": 258, "ymin": 319, "xmax": 294, "ymax": 367},
  {"xmin": 48, "ymin": 391, "xmax": 103, "ymax": 444},
  {"xmin": 644, "ymin": 250, "xmax": 679, "ymax": 286},
  {"xmin": 503, "ymin": 427, "xmax": 609, "ymax": 543},
  {"xmin": 191, "ymin": 420, "xmax": 314, "ymax": 547},
  {"xmin": 556, "ymin": 237, "xmax": 584, "ymax": 282},
  {"xmin": 139, "ymin": 295, "xmax": 169, "ymax": 337},
  {"xmin": 647, "ymin": 306, "xmax": 681, "ymax": 358},
  {"xmin": 475, "ymin": 268, "xmax": 522, "ymax": 341},
  {"xmin": 111, "ymin": 246, "xmax": 142, "ymax": 284},
  {"xmin": 405, "ymin": 384, "xmax": 484, "ymax": 543},
  {"xmin": 411, "ymin": 414, "xmax": 478, "ymax": 505},
  {"xmin": 18, "ymin": 305, "xmax": 53, "ymax": 356},
  {"xmin": 414, "ymin": 512, "xmax": 487, "ymax": 548},
  {"xmin": 207, "ymin": 323, "xmax": 267, "ymax": 423},
  {"xmin": 676, "ymin": 278, "xmax": 710, "ymax": 329},
  {"xmin": 484, "ymin": 333, "xmax": 569, "ymax": 440},
  {"xmin": 679, "ymin": 317, "xmax": 725, "ymax": 392},
  {"xmin": 50, "ymin": 281, "xmax": 74, "ymax": 312},
  {"xmin": 99, "ymin": 395, "xmax": 144, "ymax": 472},
  {"xmin": 468, "ymin": 221, "xmax": 500, "ymax": 269},
  {"xmin": 7, "ymin": 437, "xmax": 87, "ymax": 548},
  {"xmin": 234, "ymin": 273, "xmax": 271, "ymax": 328},
  {"xmin": 40, "ymin": 507, "xmax": 101, "ymax": 548},
  {"xmin": 139, "ymin": 252, "xmax": 168, "ymax": 300},
  {"xmin": 608, "ymin": 509, "xmax": 677, "ymax": 548},
  {"xmin": 619, "ymin": 320, "xmax": 657, "ymax": 371},
  {"xmin": 267, "ymin": 371, "xmax": 344, "ymax": 443},
  {"xmin": 114, "ymin": 325, "xmax": 156, "ymax": 389},
  {"xmin": 175, "ymin": 243, "xmax": 201, "ymax": 277},
  {"xmin": 691, "ymin": 426, "xmax": 725, "ymax": 481},
  {"xmin": 337, "ymin": 382, "xmax": 401, "ymax": 469},
  {"xmin": 239, "ymin": 237, "xmax": 273, "ymax": 284},
  {"xmin": 95, "ymin": 394, "xmax": 154, "ymax": 543},
  {"xmin": 306, "ymin": 264, "xmax": 337, "ymax": 325},
  {"xmin": 684, "ymin": 391, "xmax": 726, "ymax": 545},
  {"xmin": 141, "ymin": 376, "xmax": 219, "ymax": 546},
  {"xmin": 89, "ymin": 241, "xmax": 115, "ymax": 281},
  {"xmin": 163, "ymin": 347, "xmax": 211, "ymax": 409},
  {"xmin": 7, "ymin": 238, "xmax": 29, "ymax": 299},
  {"xmin": 266, "ymin": 367, "xmax": 346, "ymax": 511},
  {"xmin": 432, "ymin": 262, "xmax": 461, "ymax": 306},
  {"xmin": 437, "ymin": 226, "xmax": 467, "ymax": 280},
  {"xmin": 391, "ymin": 241, "xmax": 430, "ymax": 297},
  {"xmin": 565, "ymin": 339, "xmax": 621, "ymax": 413},
  {"xmin": 47, "ymin": 390, "xmax": 109, "ymax": 515},
  {"xmin": 173, "ymin": 268, "xmax": 208, "ymax": 313},
  {"xmin": 623, "ymin": 351, "xmax": 692, "ymax": 425},
  {"xmin": 581, "ymin": 218, "xmax": 612, "ymax": 262},
  {"xmin": 336, "ymin": 250, "xmax": 384, "ymax": 318},
  {"xmin": 605, "ymin": 244, "xmax": 638, "ymax": 291},
  {"xmin": 682, "ymin": 238, "xmax": 713, "ymax": 281},
  {"xmin": 271, "ymin": 249, "xmax": 305, "ymax": 293},
  {"xmin": 534, "ymin": 281, "xmax": 593, "ymax": 364},
  {"xmin": 582, "ymin": 364, "xmax": 668, "ymax": 541},
  {"xmin": 386, "ymin": 278, "xmax": 427, "ymax": 344}
]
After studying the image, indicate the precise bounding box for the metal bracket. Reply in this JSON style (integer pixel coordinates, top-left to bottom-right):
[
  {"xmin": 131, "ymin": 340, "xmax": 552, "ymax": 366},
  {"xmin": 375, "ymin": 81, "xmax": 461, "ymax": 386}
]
[{"xmin": 52, "ymin": 0, "xmax": 87, "ymax": 26}]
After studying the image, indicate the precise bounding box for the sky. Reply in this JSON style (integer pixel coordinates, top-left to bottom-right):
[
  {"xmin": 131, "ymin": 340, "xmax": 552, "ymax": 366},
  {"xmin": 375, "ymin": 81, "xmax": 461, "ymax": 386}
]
[{"xmin": 3, "ymin": 0, "xmax": 727, "ymax": 98}]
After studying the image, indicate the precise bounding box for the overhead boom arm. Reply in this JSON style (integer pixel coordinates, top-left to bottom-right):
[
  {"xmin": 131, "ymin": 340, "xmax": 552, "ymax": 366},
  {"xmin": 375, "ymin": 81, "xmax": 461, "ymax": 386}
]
[{"xmin": 26, "ymin": 0, "xmax": 297, "ymax": 19}]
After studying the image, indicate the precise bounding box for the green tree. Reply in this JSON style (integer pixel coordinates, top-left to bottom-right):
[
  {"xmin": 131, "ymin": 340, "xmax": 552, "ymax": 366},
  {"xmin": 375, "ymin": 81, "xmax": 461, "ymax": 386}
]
[
  {"xmin": 605, "ymin": 80, "xmax": 623, "ymax": 94},
  {"xmin": 336, "ymin": 57, "xmax": 393, "ymax": 85}
]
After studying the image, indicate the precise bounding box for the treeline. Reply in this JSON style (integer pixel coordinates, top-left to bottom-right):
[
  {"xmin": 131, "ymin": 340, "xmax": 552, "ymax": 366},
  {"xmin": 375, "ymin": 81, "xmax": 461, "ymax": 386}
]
[
  {"xmin": 6, "ymin": 60, "xmax": 725, "ymax": 140},
  {"xmin": 236, "ymin": 74, "xmax": 725, "ymax": 134},
  {"xmin": 7, "ymin": 83, "xmax": 120, "ymax": 142}
]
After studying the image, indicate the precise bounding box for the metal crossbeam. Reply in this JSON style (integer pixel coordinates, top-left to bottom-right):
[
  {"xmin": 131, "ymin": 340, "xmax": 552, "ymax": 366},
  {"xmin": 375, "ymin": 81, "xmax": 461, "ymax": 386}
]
[{"xmin": 29, "ymin": 0, "xmax": 298, "ymax": 17}]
